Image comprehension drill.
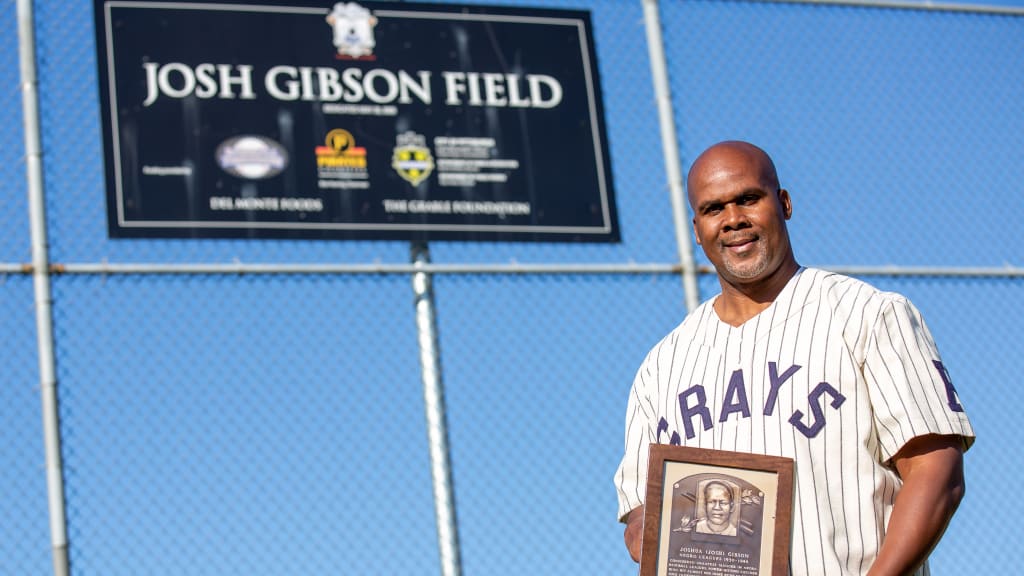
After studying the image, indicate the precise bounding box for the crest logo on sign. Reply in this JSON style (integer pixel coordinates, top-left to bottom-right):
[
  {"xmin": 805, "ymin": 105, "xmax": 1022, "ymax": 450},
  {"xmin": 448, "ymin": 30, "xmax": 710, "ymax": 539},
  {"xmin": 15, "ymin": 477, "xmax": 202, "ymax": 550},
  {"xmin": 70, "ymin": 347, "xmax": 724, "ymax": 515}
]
[
  {"xmin": 392, "ymin": 131, "xmax": 434, "ymax": 186},
  {"xmin": 325, "ymin": 2, "xmax": 378, "ymax": 60}
]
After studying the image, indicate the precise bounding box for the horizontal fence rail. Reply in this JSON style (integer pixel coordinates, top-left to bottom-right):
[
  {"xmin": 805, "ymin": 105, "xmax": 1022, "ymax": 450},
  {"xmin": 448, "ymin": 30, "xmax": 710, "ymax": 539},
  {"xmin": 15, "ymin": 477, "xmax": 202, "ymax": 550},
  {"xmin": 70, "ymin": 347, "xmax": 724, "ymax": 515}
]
[
  {"xmin": 761, "ymin": 0, "xmax": 1024, "ymax": 14},
  {"xmin": 2, "ymin": 262, "xmax": 1024, "ymax": 277}
]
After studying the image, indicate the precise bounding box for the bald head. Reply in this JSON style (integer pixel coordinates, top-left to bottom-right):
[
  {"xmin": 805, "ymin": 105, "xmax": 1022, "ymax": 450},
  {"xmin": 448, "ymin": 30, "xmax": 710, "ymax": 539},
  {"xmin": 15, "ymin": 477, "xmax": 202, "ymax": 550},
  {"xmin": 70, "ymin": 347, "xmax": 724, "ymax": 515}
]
[
  {"xmin": 685, "ymin": 141, "xmax": 798, "ymax": 304},
  {"xmin": 686, "ymin": 141, "xmax": 780, "ymax": 210}
]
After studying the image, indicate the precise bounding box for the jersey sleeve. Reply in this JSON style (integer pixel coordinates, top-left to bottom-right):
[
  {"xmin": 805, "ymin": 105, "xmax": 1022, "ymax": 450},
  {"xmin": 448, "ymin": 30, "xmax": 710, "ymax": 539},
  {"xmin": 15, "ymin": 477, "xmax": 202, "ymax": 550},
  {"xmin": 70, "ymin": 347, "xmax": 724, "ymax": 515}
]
[
  {"xmin": 614, "ymin": 353, "xmax": 660, "ymax": 523},
  {"xmin": 864, "ymin": 294, "xmax": 975, "ymax": 464}
]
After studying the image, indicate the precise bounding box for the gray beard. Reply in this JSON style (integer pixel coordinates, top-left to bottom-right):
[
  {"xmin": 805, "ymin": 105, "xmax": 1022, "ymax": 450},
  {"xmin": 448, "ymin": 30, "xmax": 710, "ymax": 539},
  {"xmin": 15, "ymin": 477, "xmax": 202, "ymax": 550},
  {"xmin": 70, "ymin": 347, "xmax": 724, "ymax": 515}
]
[{"xmin": 721, "ymin": 240, "xmax": 769, "ymax": 280}]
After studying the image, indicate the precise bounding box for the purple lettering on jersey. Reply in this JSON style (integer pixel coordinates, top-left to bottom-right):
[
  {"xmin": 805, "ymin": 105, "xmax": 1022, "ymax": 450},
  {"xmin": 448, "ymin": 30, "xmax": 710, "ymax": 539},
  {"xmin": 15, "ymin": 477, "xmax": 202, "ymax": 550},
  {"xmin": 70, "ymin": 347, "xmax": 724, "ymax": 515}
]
[
  {"xmin": 932, "ymin": 360, "xmax": 965, "ymax": 412},
  {"xmin": 764, "ymin": 362, "xmax": 802, "ymax": 416},
  {"xmin": 657, "ymin": 417, "xmax": 682, "ymax": 445},
  {"xmin": 788, "ymin": 382, "xmax": 847, "ymax": 438},
  {"xmin": 678, "ymin": 385, "xmax": 713, "ymax": 440},
  {"xmin": 720, "ymin": 369, "xmax": 751, "ymax": 422}
]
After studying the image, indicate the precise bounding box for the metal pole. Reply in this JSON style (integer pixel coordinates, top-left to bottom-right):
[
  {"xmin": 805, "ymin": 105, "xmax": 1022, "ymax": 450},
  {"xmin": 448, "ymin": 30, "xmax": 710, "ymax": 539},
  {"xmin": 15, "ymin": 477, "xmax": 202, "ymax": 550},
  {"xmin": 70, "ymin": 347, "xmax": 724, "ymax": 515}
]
[
  {"xmin": 16, "ymin": 1, "xmax": 70, "ymax": 575},
  {"xmin": 642, "ymin": 0, "xmax": 701, "ymax": 312},
  {"xmin": 757, "ymin": 0, "xmax": 1024, "ymax": 15},
  {"xmin": 37, "ymin": 261, "xmax": 685, "ymax": 276},
  {"xmin": 411, "ymin": 243, "xmax": 462, "ymax": 576},
  {"xmin": 7, "ymin": 260, "xmax": 1023, "ymax": 278}
]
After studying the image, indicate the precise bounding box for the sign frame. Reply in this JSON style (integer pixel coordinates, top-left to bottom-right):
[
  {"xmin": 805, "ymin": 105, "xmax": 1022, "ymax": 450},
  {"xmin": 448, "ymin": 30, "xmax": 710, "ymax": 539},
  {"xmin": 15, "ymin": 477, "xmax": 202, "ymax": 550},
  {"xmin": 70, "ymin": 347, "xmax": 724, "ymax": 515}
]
[{"xmin": 93, "ymin": 0, "xmax": 620, "ymax": 242}]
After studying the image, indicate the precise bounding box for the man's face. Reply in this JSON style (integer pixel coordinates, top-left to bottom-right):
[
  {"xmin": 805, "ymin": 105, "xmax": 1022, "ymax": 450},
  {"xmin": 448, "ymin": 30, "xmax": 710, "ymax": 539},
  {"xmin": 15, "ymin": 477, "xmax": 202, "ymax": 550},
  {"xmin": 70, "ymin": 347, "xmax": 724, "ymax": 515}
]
[
  {"xmin": 705, "ymin": 484, "xmax": 734, "ymax": 529},
  {"xmin": 688, "ymin": 149, "xmax": 793, "ymax": 288}
]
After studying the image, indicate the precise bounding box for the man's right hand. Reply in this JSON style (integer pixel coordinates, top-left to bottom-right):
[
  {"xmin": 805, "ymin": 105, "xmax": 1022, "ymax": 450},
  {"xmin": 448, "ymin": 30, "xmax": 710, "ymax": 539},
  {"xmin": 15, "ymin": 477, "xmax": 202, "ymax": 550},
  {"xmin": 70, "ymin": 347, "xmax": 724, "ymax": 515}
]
[{"xmin": 624, "ymin": 506, "xmax": 645, "ymax": 563}]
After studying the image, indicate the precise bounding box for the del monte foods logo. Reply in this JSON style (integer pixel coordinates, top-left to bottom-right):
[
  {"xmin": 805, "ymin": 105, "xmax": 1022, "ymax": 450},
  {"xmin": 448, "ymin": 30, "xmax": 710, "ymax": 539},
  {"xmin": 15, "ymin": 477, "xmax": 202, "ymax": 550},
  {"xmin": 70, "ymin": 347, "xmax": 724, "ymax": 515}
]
[{"xmin": 215, "ymin": 135, "xmax": 288, "ymax": 179}]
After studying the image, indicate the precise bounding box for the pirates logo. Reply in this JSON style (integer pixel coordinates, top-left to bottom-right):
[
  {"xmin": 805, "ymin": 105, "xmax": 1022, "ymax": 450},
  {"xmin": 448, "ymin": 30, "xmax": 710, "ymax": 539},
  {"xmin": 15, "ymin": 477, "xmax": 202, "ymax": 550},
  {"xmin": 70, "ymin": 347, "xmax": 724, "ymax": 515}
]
[
  {"xmin": 324, "ymin": 128, "xmax": 357, "ymax": 153},
  {"xmin": 316, "ymin": 128, "xmax": 367, "ymax": 167},
  {"xmin": 391, "ymin": 131, "xmax": 434, "ymax": 186}
]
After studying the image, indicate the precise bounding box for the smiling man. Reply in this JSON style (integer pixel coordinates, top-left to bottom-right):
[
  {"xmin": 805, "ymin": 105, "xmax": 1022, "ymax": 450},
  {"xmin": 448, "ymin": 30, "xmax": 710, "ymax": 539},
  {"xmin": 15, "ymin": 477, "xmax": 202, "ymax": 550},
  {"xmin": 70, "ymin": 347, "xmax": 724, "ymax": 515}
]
[{"xmin": 614, "ymin": 141, "xmax": 975, "ymax": 575}]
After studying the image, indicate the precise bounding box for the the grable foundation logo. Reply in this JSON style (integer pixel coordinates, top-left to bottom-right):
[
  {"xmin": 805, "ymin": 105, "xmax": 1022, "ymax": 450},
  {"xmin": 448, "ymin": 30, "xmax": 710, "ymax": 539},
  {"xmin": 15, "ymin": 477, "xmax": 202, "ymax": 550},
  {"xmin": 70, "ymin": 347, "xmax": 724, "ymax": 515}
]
[
  {"xmin": 392, "ymin": 131, "xmax": 434, "ymax": 186},
  {"xmin": 325, "ymin": 2, "xmax": 378, "ymax": 60}
]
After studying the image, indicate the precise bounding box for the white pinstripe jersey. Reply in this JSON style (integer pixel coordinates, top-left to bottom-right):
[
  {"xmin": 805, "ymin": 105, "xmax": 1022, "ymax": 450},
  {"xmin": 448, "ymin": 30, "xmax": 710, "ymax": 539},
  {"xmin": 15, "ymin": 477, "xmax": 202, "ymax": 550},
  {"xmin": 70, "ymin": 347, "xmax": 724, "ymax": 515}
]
[{"xmin": 614, "ymin": 268, "xmax": 974, "ymax": 576}]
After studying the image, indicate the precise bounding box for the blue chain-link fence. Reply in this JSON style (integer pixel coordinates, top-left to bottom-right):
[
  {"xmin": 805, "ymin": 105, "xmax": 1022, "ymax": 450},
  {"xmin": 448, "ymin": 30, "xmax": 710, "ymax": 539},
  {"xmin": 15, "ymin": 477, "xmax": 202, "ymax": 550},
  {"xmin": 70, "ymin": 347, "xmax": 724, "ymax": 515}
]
[{"xmin": 3, "ymin": 0, "xmax": 1021, "ymax": 574}]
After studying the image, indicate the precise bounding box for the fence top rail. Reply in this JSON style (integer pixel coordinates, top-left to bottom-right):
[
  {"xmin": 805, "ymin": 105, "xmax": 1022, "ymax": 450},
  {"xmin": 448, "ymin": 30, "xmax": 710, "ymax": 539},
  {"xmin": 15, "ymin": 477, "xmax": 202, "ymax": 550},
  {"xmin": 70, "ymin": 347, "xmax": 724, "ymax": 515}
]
[{"xmin": 735, "ymin": 0, "xmax": 1024, "ymax": 16}]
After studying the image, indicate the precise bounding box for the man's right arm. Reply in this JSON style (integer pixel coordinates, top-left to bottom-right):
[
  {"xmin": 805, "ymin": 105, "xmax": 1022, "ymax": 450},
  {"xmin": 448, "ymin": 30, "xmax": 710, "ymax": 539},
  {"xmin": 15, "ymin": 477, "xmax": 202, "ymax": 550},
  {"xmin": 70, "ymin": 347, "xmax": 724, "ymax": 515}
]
[{"xmin": 624, "ymin": 505, "xmax": 645, "ymax": 563}]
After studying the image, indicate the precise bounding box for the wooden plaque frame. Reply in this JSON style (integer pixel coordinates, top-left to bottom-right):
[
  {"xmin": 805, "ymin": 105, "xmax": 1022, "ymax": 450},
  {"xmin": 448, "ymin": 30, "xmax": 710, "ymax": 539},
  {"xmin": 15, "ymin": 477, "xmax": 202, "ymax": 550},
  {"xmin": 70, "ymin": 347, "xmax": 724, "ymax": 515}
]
[{"xmin": 639, "ymin": 445, "xmax": 794, "ymax": 576}]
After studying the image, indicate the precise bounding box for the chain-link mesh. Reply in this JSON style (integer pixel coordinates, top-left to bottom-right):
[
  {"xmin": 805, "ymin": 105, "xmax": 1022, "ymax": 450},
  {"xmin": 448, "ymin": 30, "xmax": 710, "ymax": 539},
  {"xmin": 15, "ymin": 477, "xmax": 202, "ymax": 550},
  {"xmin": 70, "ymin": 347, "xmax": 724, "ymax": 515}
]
[
  {"xmin": 0, "ymin": 0, "xmax": 28, "ymax": 264},
  {"xmin": 662, "ymin": 0, "xmax": 1024, "ymax": 268},
  {"xmin": 0, "ymin": 276, "xmax": 51, "ymax": 575},
  {"xmin": 54, "ymin": 273, "xmax": 437, "ymax": 574},
  {"xmin": 2, "ymin": 0, "xmax": 1021, "ymax": 575},
  {"xmin": 434, "ymin": 273, "xmax": 686, "ymax": 575}
]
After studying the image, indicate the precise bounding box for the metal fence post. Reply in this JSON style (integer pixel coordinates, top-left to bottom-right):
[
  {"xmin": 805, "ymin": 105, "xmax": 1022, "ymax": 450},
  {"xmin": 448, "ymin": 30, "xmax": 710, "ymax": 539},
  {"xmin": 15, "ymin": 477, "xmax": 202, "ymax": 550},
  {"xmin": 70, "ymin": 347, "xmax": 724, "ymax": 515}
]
[
  {"xmin": 17, "ymin": 1, "xmax": 70, "ymax": 575},
  {"xmin": 642, "ymin": 0, "xmax": 701, "ymax": 312},
  {"xmin": 411, "ymin": 242, "xmax": 462, "ymax": 576}
]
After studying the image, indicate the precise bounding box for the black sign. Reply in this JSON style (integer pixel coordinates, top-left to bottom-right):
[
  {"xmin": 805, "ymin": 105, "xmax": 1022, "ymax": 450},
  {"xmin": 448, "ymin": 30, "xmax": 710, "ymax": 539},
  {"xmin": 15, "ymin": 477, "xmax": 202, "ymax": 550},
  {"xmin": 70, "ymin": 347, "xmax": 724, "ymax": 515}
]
[{"xmin": 94, "ymin": 0, "xmax": 619, "ymax": 242}]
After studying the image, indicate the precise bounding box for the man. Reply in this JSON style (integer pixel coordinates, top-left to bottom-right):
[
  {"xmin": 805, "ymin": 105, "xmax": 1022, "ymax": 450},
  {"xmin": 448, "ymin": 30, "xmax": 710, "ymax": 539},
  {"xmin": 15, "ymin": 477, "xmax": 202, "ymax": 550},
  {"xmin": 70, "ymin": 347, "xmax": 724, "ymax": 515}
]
[
  {"xmin": 614, "ymin": 141, "xmax": 974, "ymax": 575},
  {"xmin": 696, "ymin": 480, "xmax": 737, "ymax": 536}
]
